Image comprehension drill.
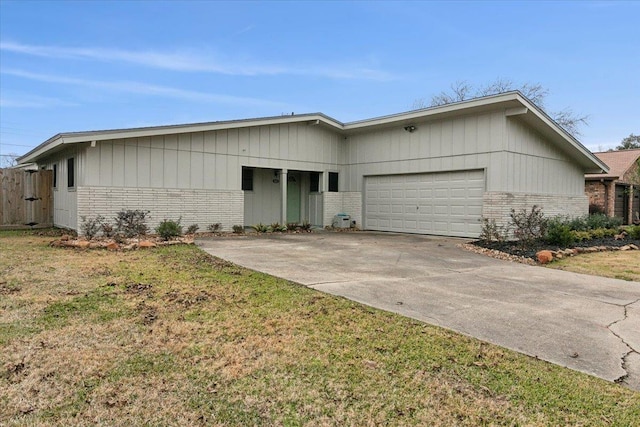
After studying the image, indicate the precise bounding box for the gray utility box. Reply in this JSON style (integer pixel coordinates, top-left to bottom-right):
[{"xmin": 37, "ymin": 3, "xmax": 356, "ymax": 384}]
[{"xmin": 332, "ymin": 214, "xmax": 351, "ymax": 229}]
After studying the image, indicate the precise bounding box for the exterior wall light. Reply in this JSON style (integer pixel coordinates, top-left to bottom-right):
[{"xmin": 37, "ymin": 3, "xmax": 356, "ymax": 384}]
[{"xmin": 404, "ymin": 125, "xmax": 417, "ymax": 133}]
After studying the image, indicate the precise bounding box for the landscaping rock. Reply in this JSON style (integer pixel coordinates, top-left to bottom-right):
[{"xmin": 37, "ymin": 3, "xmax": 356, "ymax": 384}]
[
  {"xmin": 137, "ymin": 241, "xmax": 157, "ymax": 248},
  {"xmin": 106, "ymin": 242, "xmax": 120, "ymax": 251},
  {"xmin": 536, "ymin": 250, "xmax": 554, "ymax": 264},
  {"xmin": 75, "ymin": 241, "xmax": 90, "ymax": 249}
]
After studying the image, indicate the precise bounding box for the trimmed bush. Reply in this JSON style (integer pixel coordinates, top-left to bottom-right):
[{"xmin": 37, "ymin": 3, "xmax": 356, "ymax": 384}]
[
  {"xmin": 546, "ymin": 222, "xmax": 575, "ymax": 247},
  {"xmin": 627, "ymin": 225, "xmax": 640, "ymax": 239},
  {"xmin": 571, "ymin": 230, "xmax": 591, "ymax": 242},
  {"xmin": 586, "ymin": 213, "xmax": 622, "ymax": 230},
  {"xmin": 156, "ymin": 219, "xmax": 183, "ymax": 240}
]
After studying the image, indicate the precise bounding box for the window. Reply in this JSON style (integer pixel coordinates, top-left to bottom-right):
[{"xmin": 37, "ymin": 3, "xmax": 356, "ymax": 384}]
[
  {"xmin": 310, "ymin": 172, "xmax": 320, "ymax": 193},
  {"xmin": 242, "ymin": 167, "xmax": 254, "ymax": 191},
  {"xmin": 328, "ymin": 172, "xmax": 339, "ymax": 192},
  {"xmin": 52, "ymin": 164, "xmax": 57, "ymax": 188},
  {"xmin": 67, "ymin": 158, "xmax": 75, "ymax": 188}
]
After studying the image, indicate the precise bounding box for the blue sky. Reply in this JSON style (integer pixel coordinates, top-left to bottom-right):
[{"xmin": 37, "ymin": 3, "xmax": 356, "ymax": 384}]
[{"xmin": 1, "ymin": 1, "xmax": 638, "ymax": 162}]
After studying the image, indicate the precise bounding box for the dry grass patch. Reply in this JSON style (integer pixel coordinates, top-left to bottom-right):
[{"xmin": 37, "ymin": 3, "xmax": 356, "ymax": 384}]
[
  {"xmin": 1, "ymin": 230, "xmax": 639, "ymax": 426},
  {"xmin": 549, "ymin": 251, "xmax": 640, "ymax": 281}
]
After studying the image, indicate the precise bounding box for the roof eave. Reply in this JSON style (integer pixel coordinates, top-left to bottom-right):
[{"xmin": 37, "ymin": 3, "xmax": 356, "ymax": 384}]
[
  {"xmin": 509, "ymin": 93, "xmax": 609, "ymax": 174},
  {"xmin": 17, "ymin": 134, "xmax": 65, "ymax": 164},
  {"xmin": 17, "ymin": 113, "xmax": 346, "ymax": 165},
  {"xmin": 17, "ymin": 92, "xmax": 609, "ymax": 175},
  {"xmin": 343, "ymin": 91, "xmax": 523, "ymax": 132}
]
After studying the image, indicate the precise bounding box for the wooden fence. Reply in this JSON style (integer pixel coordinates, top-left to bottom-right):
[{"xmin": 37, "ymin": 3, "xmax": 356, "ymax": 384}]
[{"xmin": 0, "ymin": 168, "xmax": 53, "ymax": 229}]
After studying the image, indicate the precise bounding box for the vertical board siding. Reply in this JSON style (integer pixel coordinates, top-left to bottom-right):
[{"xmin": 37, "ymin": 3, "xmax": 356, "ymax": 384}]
[
  {"xmin": 39, "ymin": 147, "xmax": 79, "ymax": 230},
  {"xmin": 85, "ymin": 123, "xmax": 341, "ymax": 191},
  {"xmin": 344, "ymin": 112, "xmax": 502, "ymax": 192},
  {"xmin": 137, "ymin": 143, "xmax": 151, "ymax": 188},
  {"xmin": 112, "ymin": 141, "xmax": 125, "ymax": 187},
  {"xmin": 243, "ymin": 168, "xmax": 281, "ymax": 225},
  {"xmin": 505, "ymin": 117, "xmax": 586, "ymax": 196}
]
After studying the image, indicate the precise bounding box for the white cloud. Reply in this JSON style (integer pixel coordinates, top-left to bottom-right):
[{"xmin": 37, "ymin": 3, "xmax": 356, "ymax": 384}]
[
  {"xmin": 0, "ymin": 94, "xmax": 77, "ymax": 108},
  {"xmin": 1, "ymin": 68, "xmax": 288, "ymax": 107},
  {"xmin": 0, "ymin": 41, "xmax": 394, "ymax": 81}
]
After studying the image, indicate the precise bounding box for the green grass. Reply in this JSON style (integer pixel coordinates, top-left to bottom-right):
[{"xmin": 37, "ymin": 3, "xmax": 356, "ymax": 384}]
[
  {"xmin": 549, "ymin": 250, "xmax": 640, "ymax": 282},
  {"xmin": 1, "ymin": 230, "xmax": 638, "ymax": 426},
  {"xmin": 38, "ymin": 287, "xmax": 124, "ymax": 328}
]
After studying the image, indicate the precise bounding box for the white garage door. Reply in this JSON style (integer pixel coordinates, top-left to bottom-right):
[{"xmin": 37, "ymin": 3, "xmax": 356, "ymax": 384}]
[{"xmin": 364, "ymin": 170, "xmax": 485, "ymax": 238}]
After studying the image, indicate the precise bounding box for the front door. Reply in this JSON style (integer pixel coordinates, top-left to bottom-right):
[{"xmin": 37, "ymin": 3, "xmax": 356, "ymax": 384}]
[{"xmin": 287, "ymin": 173, "xmax": 301, "ymax": 224}]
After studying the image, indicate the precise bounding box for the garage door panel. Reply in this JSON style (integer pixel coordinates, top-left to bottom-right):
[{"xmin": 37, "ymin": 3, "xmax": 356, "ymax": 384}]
[
  {"xmin": 391, "ymin": 219, "xmax": 404, "ymax": 228},
  {"xmin": 450, "ymin": 206, "xmax": 466, "ymax": 215},
  {"xmin": 365, "ymin": 170, "xmax": 484, "ymax": 238},
  {"xmin": 405, "ymin": 189, "xmax": 418, "ymax": 198}
]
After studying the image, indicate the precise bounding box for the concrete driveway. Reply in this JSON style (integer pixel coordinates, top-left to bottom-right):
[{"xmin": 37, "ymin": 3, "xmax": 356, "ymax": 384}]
[{"xmin": 197, "ymin": 232, "xmax": 640, "ymax": 390}]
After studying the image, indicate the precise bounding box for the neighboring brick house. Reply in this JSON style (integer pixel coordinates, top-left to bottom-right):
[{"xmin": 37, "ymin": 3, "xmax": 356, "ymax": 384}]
[{"xmin": 585, "ymin": 149, "xmax": 640, "ymax": 224}]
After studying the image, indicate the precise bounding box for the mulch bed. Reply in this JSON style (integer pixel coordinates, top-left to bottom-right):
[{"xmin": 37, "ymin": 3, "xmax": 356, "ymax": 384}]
[{"xmin": 467, "ymin": 236, "xmax": 640, "ymax": 264}]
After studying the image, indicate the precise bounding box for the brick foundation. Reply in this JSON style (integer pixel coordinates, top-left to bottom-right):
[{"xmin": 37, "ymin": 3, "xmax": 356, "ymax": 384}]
[
  {"xmin": 482, "ymin": 192, "xmax": 588, "ymax": 230},
  {"xmin": 76, "ymin": 186, "xmax": 244, "ymax": 234},
  {"xmin": 323, "ymin": 192, "xmax": 362, "ymax": 228}
]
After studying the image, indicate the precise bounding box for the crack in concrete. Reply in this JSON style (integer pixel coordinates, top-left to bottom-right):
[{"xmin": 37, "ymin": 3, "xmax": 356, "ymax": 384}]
[{"xmin": 607, "ymin": 298, "xmax": 640, "ymax": 384}]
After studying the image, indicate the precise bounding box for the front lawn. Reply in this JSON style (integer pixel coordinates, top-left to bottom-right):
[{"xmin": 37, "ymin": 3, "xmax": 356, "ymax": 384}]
[
  {"xmin": 1, "ymin": 230, "xmax": 638, "ymax": 425},
  {"xmin": 548, "ymin": 251, "xmax": 640, "ymax": 282}
]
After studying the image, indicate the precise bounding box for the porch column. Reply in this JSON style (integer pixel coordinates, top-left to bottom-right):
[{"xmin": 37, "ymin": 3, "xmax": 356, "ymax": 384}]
[
  {"xmin": 628, "ymin": 184, "xmax": 635, "ymax": 224},
  {"xmin": 280, "ymin": 169, "xmax": 287, "ymax": 224},
  {"xmin": 605, "ymin": 181, "xmax": 615, "ymax": 217}
]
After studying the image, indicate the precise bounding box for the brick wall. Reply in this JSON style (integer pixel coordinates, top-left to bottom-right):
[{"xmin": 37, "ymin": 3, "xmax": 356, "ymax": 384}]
[
  {"xmin": 76, "ymin": 186, "xmax": 244, "ymax": 234},
  {"xmin": 585, "ymin": 181, "xmax": 607, "ymax": 214},
  {"xmin": 322, "ymin": 192, "xmax": 362, "ymax": 228},
  {"xmin": 482, "ymin": 192, "xmax": 588, "ymax": 229}
]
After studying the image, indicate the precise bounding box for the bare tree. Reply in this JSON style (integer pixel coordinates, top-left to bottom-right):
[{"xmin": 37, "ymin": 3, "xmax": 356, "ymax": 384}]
[
  {"xmin": 0, "ymin": 153, "xmax": 19, "ymax": 168},
  {"xmin": 552, "ymin": 108, "xmax": 589, "ymax": 138},
  {"xmin": 414, "ymin": 78, "xmax": 589, "ymax": 136},
  {"xmin": 429, "ymin": 80, "xmax": 473, "ymax": 107}
]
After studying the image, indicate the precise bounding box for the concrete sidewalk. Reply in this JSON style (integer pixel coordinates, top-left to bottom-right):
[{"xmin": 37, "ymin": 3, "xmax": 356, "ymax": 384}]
[{"xmin": 197, "ymin": 232, "xmax": 640, "ymax": 390}]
